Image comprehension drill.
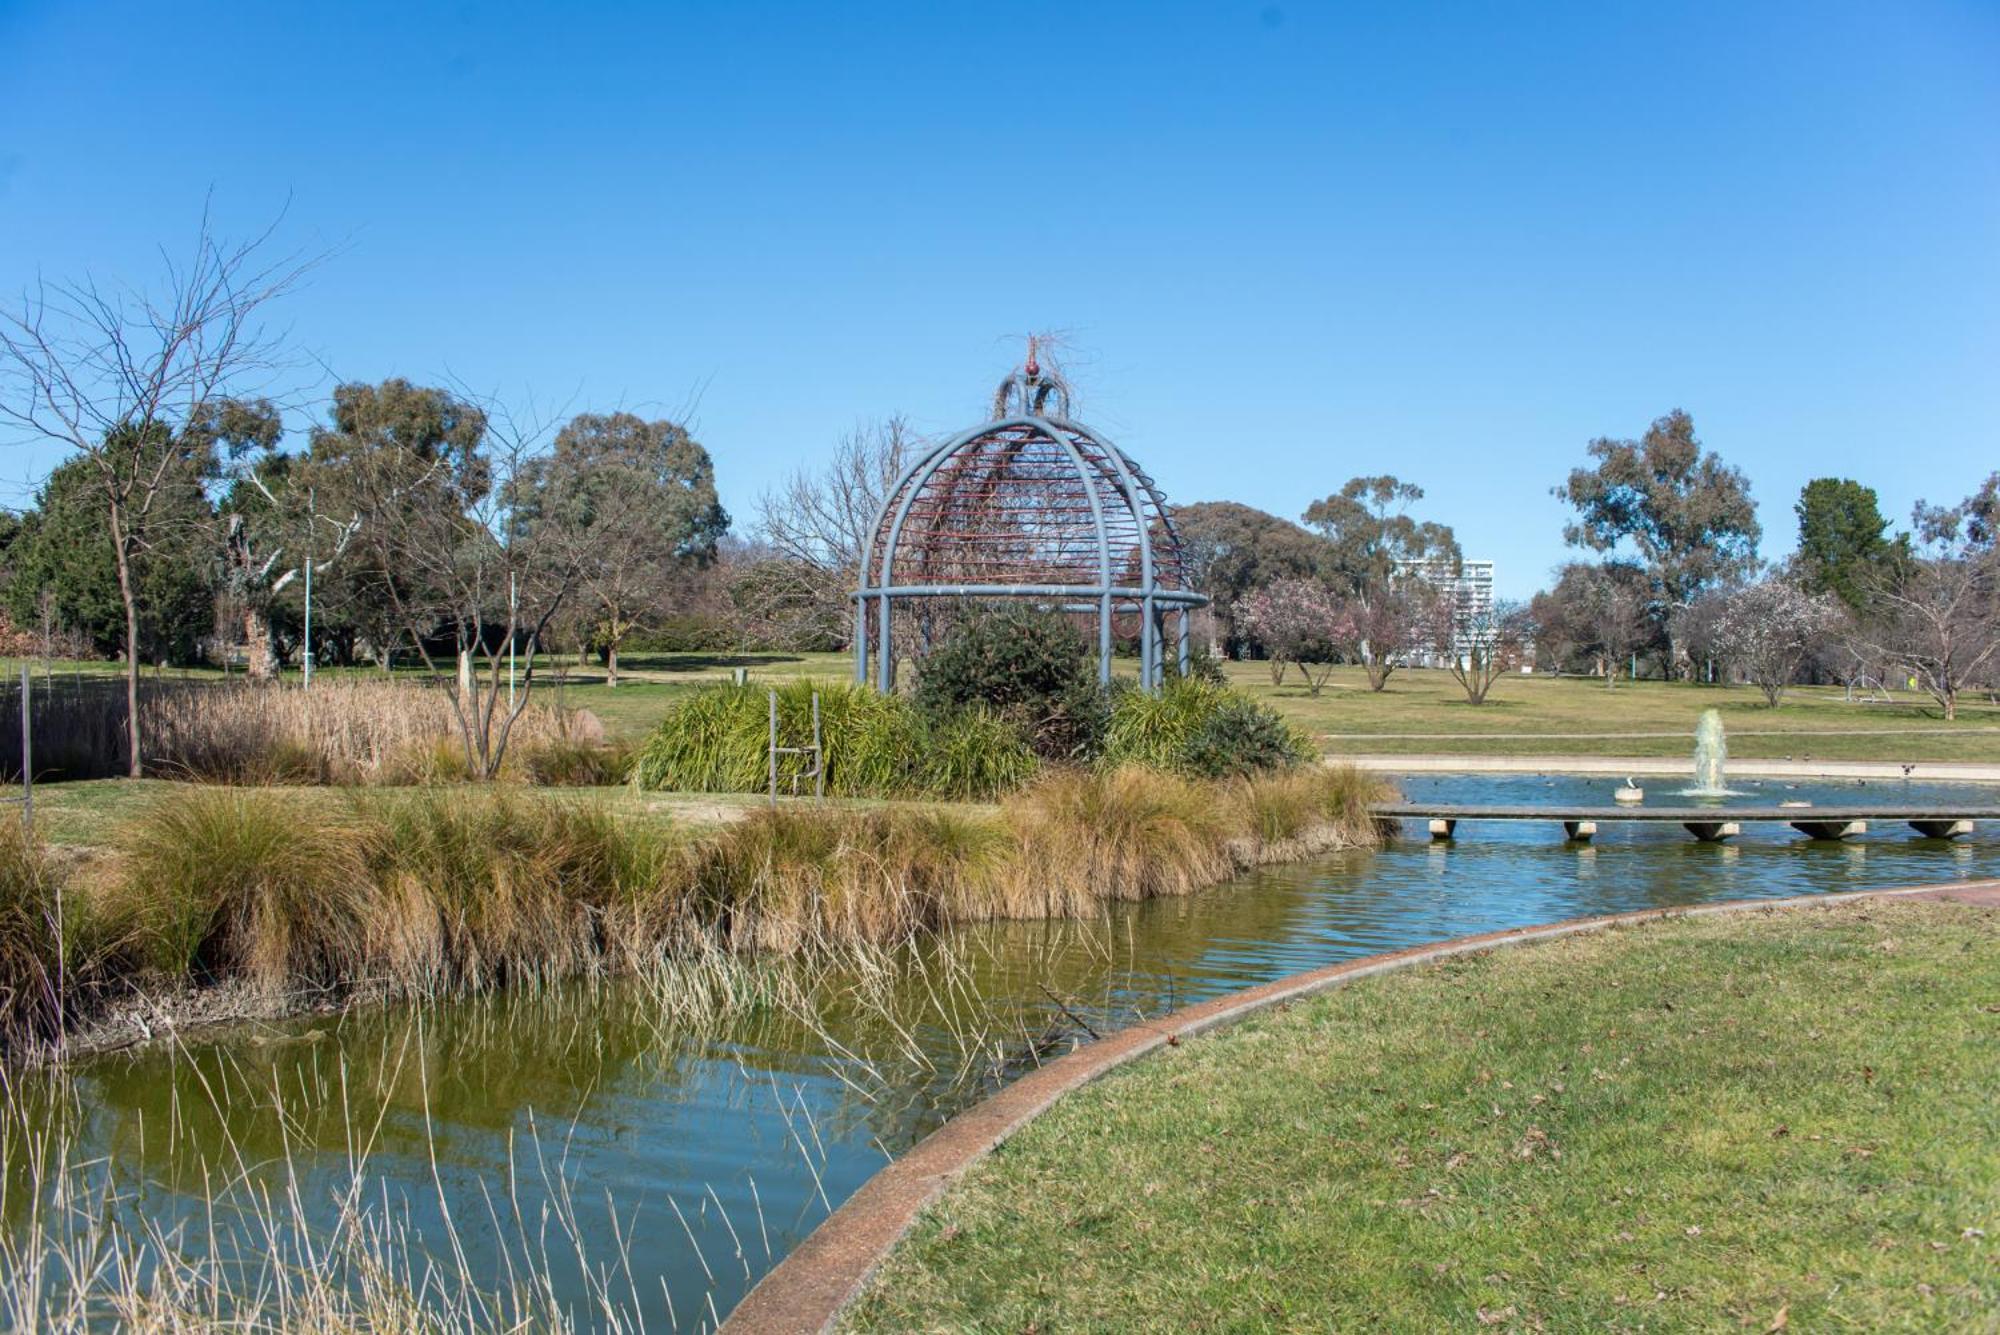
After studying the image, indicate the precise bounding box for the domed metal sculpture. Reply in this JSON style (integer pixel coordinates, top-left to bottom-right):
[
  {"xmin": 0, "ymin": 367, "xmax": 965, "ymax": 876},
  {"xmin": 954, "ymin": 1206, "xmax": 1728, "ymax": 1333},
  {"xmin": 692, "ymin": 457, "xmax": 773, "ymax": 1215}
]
[{"xmin": 854, "ymin": 343, "xmax": 1206, "ymax": 691}]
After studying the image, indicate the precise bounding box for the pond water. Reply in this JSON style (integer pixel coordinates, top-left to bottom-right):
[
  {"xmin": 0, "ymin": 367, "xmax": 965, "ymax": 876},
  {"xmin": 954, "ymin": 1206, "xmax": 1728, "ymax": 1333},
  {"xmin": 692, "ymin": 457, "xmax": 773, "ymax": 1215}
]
[{"xmin": 10, "ymin": 774, "xmax": 1997, "ymax": 1328}]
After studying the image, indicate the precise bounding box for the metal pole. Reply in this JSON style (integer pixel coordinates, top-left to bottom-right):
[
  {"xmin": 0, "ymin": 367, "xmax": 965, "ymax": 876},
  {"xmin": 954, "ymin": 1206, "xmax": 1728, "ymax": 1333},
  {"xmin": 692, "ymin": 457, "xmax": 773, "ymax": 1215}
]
[
  {"xmin": 768, "ymin": 689, "xmax": 779, "ymax": 807},
  {"xmin": 812, "ymin": 691, "xmax": 824, "ymax": 801},
  {"xmin": 19, "ymin": 663, "xmax": 31, "ymax": 838},
  {"xmin": 302, "ymin": 488, "xmax": 315, "ymax": 690}
]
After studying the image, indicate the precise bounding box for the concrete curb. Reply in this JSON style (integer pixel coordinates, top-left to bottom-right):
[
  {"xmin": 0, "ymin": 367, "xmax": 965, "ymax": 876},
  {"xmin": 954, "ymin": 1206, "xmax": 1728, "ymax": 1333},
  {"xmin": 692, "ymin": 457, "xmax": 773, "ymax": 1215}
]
[
  {"xmin": 721, "ymin": 878, "xmax": 2000, "ymax": 1333},
  {"xmin": 1334, "ymin": 754, "xmax": 2000, "ymax": 781}
]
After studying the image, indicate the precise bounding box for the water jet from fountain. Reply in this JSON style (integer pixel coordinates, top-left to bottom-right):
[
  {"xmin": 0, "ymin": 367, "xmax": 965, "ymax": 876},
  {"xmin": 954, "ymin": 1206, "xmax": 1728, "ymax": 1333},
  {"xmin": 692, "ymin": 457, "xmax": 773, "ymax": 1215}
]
[{"xmin": 1681, "ymin": 708, "xmax": 1740, "ymax": 797}]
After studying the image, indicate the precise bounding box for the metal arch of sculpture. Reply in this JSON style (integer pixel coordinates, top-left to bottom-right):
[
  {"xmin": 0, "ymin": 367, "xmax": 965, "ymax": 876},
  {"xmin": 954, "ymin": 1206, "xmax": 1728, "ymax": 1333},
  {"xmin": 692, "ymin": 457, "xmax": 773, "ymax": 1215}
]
[{"xmin": 853, "ymin": 350, "xmax": 1207, "ymax": 692}]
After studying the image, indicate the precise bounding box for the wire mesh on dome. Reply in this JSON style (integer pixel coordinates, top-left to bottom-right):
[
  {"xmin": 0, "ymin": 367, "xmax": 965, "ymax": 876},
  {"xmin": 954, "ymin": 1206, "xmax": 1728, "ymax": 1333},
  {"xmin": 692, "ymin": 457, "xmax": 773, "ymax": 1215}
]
[{"xmin": 854, "ymin": 343, "xmax": 1206, "ymax": 691}]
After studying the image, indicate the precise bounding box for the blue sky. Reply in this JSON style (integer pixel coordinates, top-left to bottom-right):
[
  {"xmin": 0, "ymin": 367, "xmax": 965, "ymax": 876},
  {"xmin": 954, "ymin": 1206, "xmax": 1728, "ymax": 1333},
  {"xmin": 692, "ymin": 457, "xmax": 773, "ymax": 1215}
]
[{"xmin": 2, "ymin": 0, "xmax": 1995, "ymax": 597}]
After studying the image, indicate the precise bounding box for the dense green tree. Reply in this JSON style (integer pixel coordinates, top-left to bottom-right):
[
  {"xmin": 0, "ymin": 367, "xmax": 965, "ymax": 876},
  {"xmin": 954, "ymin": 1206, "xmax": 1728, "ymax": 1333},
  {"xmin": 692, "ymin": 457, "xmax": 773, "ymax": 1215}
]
[
  {"xmin": 1172, "ymin": 501, "xmax": 1327, "ymax": 655},
  {"xmin": 1794, "ymin": 478, "xmax": 1902, "ymax": 610},
  {"xmin": 301, "ymin": 379, "xmax": 491, "ymax": 667},
  {"xmin": 7, "ymin": 445, "xmax": 216, "ymax": 663},
  {"xmin": 514, "ymin": 412, "xmax": 729, "ymax": 685},
  {"xmin": 1554, "ymin": 410, "xmax": 1759, "ymax": 673}
]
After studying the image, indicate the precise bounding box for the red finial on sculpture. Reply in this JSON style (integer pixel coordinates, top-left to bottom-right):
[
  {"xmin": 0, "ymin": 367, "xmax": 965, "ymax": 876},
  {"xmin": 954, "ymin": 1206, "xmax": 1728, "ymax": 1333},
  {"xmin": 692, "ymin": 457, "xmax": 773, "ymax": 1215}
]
[{"xmin": 1024, "ymin": 334, "xmax": 1039, "ymax": 378}]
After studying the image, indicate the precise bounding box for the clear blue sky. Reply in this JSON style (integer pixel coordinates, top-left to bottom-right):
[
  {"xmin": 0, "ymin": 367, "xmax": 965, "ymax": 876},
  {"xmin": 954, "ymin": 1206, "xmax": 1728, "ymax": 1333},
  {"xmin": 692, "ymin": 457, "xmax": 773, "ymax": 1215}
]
[{"xmin": 3, "ymin": 1, "xmax": 1995, "ymax": 597}]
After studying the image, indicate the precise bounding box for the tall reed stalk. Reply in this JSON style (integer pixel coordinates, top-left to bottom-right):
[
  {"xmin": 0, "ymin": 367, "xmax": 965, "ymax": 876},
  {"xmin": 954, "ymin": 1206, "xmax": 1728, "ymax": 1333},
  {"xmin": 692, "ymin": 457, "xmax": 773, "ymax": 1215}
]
[{"xmin": 4, "ymin": 766, "xmax": 1392, "ymax": 1059}]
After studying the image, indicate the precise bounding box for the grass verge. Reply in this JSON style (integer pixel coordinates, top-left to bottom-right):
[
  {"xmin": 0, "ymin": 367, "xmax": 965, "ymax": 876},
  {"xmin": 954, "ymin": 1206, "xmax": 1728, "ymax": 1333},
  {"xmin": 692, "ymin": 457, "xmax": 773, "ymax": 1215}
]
[{"xmin": 847, "ymin": 898, "xmax": 1999, "ymax": 1332}]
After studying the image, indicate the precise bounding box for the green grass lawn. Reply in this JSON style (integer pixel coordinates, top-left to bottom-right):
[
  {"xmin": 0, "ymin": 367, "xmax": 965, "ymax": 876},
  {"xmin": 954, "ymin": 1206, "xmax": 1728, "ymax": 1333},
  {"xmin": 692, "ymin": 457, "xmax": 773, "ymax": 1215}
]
[
  {"xmin": 15, "ymin": 648, "xmax": 1999, "ymax": 761},
  {"xmin": 848, "ymin": 898, "xmax": 1999, "ymax": 1332},
  {"xmin": 559, "ymin": 654, "xmax": 2000, "ymax": 761}
]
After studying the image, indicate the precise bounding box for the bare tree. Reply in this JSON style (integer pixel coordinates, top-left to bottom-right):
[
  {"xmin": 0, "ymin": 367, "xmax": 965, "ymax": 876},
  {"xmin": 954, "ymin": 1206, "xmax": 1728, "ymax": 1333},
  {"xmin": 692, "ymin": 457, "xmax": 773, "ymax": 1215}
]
[
  {"xmin": 1436, "ymin": 600, "xmax": 1527, "ymax": 705},
  {"xmin": 1854, "ymin": 487, "xmax": 1998, "ymax": 720},
  {"xmin": 757, "ymin": 416, "xmax": 918, "ymax": 574},
  {"xmin": 325, "ymin": 380, "xmax": 579, "ymax": 775},
  {"xmin": 0, "ymin": 211, "xmax": 311, "ymax": 774}
]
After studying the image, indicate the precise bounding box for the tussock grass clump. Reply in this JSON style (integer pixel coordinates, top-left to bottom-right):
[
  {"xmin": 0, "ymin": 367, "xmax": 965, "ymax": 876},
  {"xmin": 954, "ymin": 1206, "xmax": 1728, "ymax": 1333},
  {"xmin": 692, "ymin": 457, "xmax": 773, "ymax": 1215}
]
[
  {"xmin": 13, "ymin": 766, "xmax": 1388, "ymax": 1048},
  {"xmin": 996, "ymin": 767, "xmax": 1237, "ymax": 916},
  {"xmin": 0, "ymin": 825, "xmax": 69, "ymax": 1049},
  {"xmin": 632, "ymin": 681, "xmax": 1037, "ymax": 800},
  {"xmin": 360, "ymin": 790, "xmax": 676, "ymax": 988},
  {"xmin": 682, "ymin": 806, "xmax": 1010, "ymax": 951},
  {"xmin": 519, "ymin": 736, "xmax": 636, "ymax": 787},
  {"xmin": 1105, "ymin": 678, "xmax": 1316, "ymax": 778},
  {"xmin": 117, "ymin": 789, "xmax": 374, "ymax": 991}
]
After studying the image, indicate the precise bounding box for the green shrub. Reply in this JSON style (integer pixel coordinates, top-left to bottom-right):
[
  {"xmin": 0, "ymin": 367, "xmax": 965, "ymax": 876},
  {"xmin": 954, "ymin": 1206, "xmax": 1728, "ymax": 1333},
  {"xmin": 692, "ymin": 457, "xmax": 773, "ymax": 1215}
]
[
  {"xmin": 913, "ymin": 608, "xmax": 1108, "ymax": 762},
  {"xmin": 1105, "ymin": 678, "xmax": 1313, "ymax": 778},
  {"xmin": 1185, "ymin": 693, "xmax": 1315, "ymax": 777},
  {"xmin": 632, "ymin": 680, "xmax": 1039, "ymax": 801}
]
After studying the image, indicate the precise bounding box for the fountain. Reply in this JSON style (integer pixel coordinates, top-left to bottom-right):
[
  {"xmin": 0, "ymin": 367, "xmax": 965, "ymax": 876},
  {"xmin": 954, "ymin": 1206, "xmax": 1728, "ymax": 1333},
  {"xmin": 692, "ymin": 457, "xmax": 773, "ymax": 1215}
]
[{"xmin": 1682, "ymin": 708, "xmax": 1736, "ymax": 797}]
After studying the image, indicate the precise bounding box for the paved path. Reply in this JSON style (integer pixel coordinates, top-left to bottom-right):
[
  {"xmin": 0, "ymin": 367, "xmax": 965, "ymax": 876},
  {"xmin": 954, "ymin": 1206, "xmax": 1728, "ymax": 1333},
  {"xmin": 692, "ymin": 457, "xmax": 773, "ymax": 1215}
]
[{"xmin": 1335, "ymin": 753, "xmax": 2000, "ymax": 782}]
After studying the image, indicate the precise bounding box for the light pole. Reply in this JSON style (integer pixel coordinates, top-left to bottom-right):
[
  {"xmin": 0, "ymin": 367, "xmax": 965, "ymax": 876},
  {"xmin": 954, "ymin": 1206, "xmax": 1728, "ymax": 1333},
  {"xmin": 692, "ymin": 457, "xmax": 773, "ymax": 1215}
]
[{"xmin": 302, "ymin": 487, "xmax": 316, "ymax": 691}]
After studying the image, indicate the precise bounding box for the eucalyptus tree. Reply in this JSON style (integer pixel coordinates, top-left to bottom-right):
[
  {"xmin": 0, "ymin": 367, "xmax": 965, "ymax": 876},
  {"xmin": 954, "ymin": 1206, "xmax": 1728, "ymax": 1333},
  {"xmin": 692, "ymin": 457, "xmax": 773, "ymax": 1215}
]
[
  {"xmin": 514, "ymin": 411, "xmax": 728, "ymax": 685},
  {"xmin": 1554, "ymin": 409, "xmax": 1760, "ymax": 676},
  {"xmin": 1300, "ymin": 476, "xmax": 1458, "ymax": 687}
]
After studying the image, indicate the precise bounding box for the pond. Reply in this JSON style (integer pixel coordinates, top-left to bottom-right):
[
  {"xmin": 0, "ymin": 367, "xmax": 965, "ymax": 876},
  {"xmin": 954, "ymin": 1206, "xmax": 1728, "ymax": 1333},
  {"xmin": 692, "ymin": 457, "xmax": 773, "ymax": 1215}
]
[{"xmin": 8, "ymin": 773, "xmax": 1996, "ymax": 1328}]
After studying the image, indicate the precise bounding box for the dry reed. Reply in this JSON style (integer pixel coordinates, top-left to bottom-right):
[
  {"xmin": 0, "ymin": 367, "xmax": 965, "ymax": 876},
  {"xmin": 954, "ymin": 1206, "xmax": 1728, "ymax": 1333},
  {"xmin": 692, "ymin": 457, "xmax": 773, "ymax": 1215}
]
[{"xmin": 5, "ymin": 765, "xmax": 1392, "ymax": 1059}]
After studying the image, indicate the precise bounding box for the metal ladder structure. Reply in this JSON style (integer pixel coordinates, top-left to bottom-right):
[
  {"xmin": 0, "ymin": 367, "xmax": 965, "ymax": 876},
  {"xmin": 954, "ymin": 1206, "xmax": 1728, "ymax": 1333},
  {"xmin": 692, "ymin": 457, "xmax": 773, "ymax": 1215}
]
[{"xmin": 767, "ymin": 689, "xmax": 824, "ymax": 805}]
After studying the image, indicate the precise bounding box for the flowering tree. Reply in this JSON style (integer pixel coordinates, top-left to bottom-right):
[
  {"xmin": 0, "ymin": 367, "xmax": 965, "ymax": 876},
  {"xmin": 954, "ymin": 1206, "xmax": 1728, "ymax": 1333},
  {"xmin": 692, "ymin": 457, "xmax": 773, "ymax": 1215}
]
[
  {"xmin": 1235, "ymin": 577, "xmax": 1353, "ymax": 695},
  {"xmin": 1344, "ymin": 580, "xmax": 1437, "ymax": 692},
  {"xmin": 1714, "ymin": 575, "xmax": 1843, "ymax": 706}
]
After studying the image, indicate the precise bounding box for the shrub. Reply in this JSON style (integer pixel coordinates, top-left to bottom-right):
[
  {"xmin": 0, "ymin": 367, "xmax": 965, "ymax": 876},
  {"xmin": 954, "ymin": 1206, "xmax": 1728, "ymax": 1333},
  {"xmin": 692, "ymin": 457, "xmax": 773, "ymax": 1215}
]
[
  {"xmin": 1185, "ymin": 693, "xmax": 1315, "ymax": 778},
  {"xmin": 1104, "ymin": 678, "xmax": 1313, "ymax": 778},
  {"xmin": 632, "ymin": 681, "xmax": 1038, "ymax": 801},
  {"xmin": 913, "ymin": 608, "xmax": 1108, "ymax": 762}
]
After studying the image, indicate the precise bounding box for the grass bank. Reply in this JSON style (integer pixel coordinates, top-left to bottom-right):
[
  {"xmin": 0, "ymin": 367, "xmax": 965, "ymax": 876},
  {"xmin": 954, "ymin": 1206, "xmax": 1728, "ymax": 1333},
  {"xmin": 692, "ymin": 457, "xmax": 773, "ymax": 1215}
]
[
  {"xmin": 848, "ymin": 898, "xmax": 1999, "ymax": 1332},
  {"xmin": 2, "ymin": 765, "xmax": 1390, "ymax": 1058}
]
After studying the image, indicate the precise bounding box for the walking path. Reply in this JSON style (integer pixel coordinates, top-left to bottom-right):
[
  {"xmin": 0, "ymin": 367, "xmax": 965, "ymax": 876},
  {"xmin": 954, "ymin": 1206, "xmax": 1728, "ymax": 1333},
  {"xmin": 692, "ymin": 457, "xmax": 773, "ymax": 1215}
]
[{"xmin": 721, "ymin": 877, "xmax": 2000, "ymax": 1333}]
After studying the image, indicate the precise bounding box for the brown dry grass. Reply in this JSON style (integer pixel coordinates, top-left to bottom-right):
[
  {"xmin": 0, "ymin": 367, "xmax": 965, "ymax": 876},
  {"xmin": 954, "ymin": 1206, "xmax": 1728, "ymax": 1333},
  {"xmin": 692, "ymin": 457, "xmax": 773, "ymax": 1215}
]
[{"xmin": 4, "ymin": 765, "xmax": 1392, "ymax": 1057}]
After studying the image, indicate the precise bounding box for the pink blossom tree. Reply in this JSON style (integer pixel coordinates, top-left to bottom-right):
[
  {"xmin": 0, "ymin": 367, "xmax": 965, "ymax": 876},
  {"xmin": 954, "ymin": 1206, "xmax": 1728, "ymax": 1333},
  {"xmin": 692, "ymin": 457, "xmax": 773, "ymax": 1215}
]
[{"xmin": 1235, "ymin": 577, "xmax": 1354, "ymax": 695}]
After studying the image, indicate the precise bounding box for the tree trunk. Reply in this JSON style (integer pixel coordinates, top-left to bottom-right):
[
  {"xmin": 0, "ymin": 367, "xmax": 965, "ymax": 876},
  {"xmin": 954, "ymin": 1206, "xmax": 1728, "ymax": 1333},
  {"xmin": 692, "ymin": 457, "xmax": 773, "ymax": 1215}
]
[
  {"xmin": 108, "ymin": 511, "xmax": 143, "ymax": 778},
  {"xmin": 243, "ymin": 607, "xmax": 278, "ymax": 682},
  {"xmin": 606, "ymin": 641, "xmax": 619, "ymax": 688}
]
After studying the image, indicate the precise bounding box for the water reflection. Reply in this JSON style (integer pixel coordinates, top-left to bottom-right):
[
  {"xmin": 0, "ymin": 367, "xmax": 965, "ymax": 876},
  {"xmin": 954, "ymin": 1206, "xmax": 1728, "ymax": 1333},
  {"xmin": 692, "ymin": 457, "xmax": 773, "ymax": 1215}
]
[{"xmin": 9, "ymin": 773, "xmax": 1995, "ymax": 1329}]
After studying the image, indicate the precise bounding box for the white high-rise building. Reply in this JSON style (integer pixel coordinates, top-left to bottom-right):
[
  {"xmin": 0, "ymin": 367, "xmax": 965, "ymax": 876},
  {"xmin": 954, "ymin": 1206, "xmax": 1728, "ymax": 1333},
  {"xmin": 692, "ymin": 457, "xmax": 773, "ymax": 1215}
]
[{"xmin": 1394, "ymin": 557, "xmax": 1496, "ymax": 668}]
